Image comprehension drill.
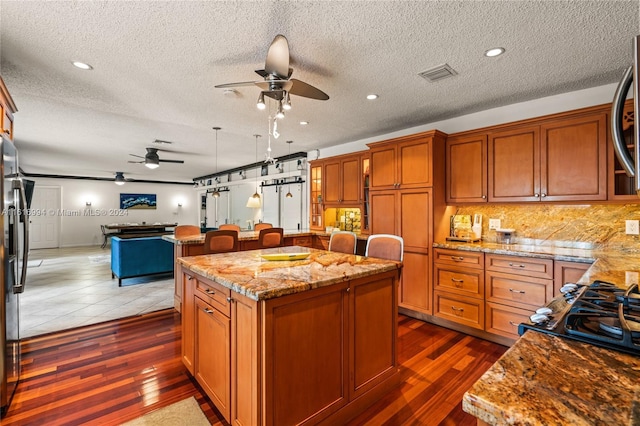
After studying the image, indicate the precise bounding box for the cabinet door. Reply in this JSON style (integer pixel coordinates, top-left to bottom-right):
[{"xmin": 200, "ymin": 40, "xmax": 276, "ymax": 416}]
[
  {"xmin": 369, "ymin": 144, "xmax": 397, "ymax": 190},
  {"xmin": 397, "ymin": 137, "xmax": 432, "ymax": 188},
  {"xmin": 541, "ymin": 113, "xmax": 607, "ymax": 201},
  {"xmin": 488, "ymin": 126, "xmax": 540, "ymax": 202},
  {"xmin": 309, "ymin": 164, "xmax": 323, "ymax": 230},
  {"xmin": 195, "ymin": 297, "xmax": 231, "ymax": 422},
  {"xmin": 370, "ymin": 190, "xmax": 398, "ymax": 235},
  {"xmin": 323, "ymin": 159, "xmax": 341, "ymax": 204},
  {"xmin": 609, "ymin": 100, "xmax": 636, "ymax": 200},
  {"xmin": 446, "ymin": 134, "xmax": 487, "ymax": 203},
  {"xmin": 553, "ymin": 260, "xmax": 590, "ymax": 296},
  {"xmin": 341, "ymin": 155, "xmax": 361, "ymax": 204},
  {"xmin": 181, "ymin": 271, "xmax": 196, "ymax": 374}
]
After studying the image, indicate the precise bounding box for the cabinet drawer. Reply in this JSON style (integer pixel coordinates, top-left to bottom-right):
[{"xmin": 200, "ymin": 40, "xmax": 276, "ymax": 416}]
[
  {"xmin": 434, "ymin": 291, "xmax": 484, "ymax": 330},
  {"xmin": 486, "ymin": 254, "xmax": 553, "ymax": 279},
  {"xmin": 433, "ymin": 265, "xmax": 484, "ymax": 298},
  {"xmin": 434, "ymin": 248, "xmax": 484, "ymax": 269},
  {"xmin": 485, "ymin": 271, "xmax": 553, "ymax": 310},
  {"xmin": 195, "ymin": 276, "xmax": 231, "ymax": 317},
  {"xmin": 291, "ymin": 236, "xmax": 313, "ymax": 247},
  {"xmin": 485, "ymin": 302, "xmax": 533, "ymax": 340}
]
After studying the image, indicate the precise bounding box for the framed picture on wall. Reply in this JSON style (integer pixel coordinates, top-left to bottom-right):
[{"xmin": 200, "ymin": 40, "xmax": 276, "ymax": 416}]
[{"xmin": 120, "ymin": 193, "xmax": 157, "ymax": 210}]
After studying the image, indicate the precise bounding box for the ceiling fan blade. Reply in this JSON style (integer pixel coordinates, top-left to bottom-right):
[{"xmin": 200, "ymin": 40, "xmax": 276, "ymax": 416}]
[
  {"xmin": 255, "ymin": 80, "xmax": 293, "ymax": 92},
  {"xmin": 158, "ymin": 159, "xmax": 185, "ymax": 164},
  {"xmin": 129, "ymin": 154, "xmax": 144, "ymax": 159},
  {"xmin": 215, "ymin": 81, "xmax": 259, "ymax": 88},
  {"xmin": 128, "ymin": 160, "xmax": 144, "ymax": 164},
  {"xmin": 264, "ymin": 35, "xmax": 290, "ymax": 79},
  {"xmin": 289, "ymin": 79, "xmax": 329, "ymax": 100}
]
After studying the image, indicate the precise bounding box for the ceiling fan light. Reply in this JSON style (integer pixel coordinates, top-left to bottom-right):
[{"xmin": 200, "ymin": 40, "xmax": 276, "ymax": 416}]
[
  {"xmin": 257, "ymin": 92, "xmax": 266, "ymax": 110},
  {"xmin": 283, "ymin": 92, "xmax": 292, "ymax": 110},
  {"xmin": 145, "ymin": 162, "xmax": 159, "ymax": 169},
  {"xmin": 276, "ymin": 101, "xmax": 285, "ymax": 119}
]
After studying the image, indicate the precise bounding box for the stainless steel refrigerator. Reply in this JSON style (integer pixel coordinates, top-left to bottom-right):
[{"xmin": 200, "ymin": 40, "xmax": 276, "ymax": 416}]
[{"xmin": 0, "ymin": 135, "xmax": 29, "ymax": 417}]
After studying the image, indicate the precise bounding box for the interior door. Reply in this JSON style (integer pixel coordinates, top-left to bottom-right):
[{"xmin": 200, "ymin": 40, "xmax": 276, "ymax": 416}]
[
  {"xmin": 261, "ymin": 185, "xmax": 280, "ymax": 226},
  {"xmin": 29, "ymin": 186, "xmax": 61, "ymax": 249},
  {"xmin": 282, "ymin": 183, "xmax": 303, "ymax": 230}
]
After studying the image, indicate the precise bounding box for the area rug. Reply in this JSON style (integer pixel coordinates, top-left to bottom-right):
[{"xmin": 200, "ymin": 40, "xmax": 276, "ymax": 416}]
[{"xmin": 120, "ymin": 397, "xmax": 210, "ymax": 425}]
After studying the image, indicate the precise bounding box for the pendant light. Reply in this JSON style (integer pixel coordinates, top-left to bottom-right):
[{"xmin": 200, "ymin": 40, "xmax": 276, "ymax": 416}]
[
  {"xmin": 285, "ymin": 141, "xmax": 293, "ymax": 198},
  {"xmin": 114, "ymin": 172, "xmax": 126, "ymax": 185},
  {"xmin": 211, "ymin": 127, "xmax": 221, "ymax": 198},
  {"xmin": 246, "ymin": 134, "xmax": 261, "ymax": 208}
]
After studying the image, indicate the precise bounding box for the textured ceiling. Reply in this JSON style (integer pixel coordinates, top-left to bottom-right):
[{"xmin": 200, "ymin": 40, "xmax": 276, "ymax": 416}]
[{"xmin": 0, "ymin": 0, "xmax": 638, "ymax": 183}]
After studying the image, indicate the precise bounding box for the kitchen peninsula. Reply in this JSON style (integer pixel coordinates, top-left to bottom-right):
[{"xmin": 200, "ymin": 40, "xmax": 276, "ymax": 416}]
[{"xmin": 178, "ymin": 246, "xmax": 402, "ymax": 425}]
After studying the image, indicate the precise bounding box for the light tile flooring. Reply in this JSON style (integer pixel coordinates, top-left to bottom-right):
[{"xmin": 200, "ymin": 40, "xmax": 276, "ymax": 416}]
[{"xmin": 20, "ymin": 245, "xmax": 174, "ymax": 338}]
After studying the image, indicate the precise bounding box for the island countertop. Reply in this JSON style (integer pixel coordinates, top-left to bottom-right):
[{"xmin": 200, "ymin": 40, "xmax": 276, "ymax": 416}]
[
  {"xmin": 177, "ymin": 245, "xmax": 401, "ymax": 301},
  {"xmin": 164, "ymin": 229, "xmax": 369, "ymax": 245}
]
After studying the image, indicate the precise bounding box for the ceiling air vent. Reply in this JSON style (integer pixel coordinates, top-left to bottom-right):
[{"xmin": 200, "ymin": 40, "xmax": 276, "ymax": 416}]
[
  {"xmin": 418, "ymin": 63, "xmax": 458, "ymax": 83},
  {"xmin": 153, "ymin": 139, "xmax": 173, "ymax": 145}
]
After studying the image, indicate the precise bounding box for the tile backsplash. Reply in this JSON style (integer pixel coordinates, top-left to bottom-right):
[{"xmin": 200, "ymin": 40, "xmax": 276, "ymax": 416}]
[{"xmin": 454, "ymin": 204, "xmax": 640, "ymax": 252}]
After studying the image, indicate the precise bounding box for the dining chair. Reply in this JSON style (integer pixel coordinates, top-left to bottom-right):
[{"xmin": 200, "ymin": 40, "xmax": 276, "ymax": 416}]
[
  {"xmin": 328, "ymin": 231, "xmax": 357, "ymax": 254},
  {"xmin": 174, "ymin": 225, "xmax": 201, "ymax": 238},
  {"xmin": 254, "ymin": 222, "xmax": 273, "ymax": 231},
  {"xmin": 219, "ymin": 224, "xmax": 241, "ymax": 232},
  {"xmin": 258, "ymin": 227, "xmax": 284, "ymax": 248},
  {"xmin": 365, "ymin": 234, "xmax": 404, "ymax": 262},
  {"xmin": 203, "ymin": 230, "xmax": 239, "ymax": 254}
]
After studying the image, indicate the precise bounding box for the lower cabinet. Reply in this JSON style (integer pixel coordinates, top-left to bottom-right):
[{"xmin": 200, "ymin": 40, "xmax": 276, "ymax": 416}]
[
  {"xmin": 182, "ymin": 268, "xmax": 400, "ymax": 425},
  {"xmin": 554, "ymin": 260, "xmax": 591, "ymax": 296}
]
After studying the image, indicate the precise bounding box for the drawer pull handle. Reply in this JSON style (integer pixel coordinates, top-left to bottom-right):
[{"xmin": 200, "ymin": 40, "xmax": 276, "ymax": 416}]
[
  {"xmin": 508, "ymin": 263, "xmax": 525, "ymax": 268},
  {"xmin": 187, "ymin": 276, "xmax": 193, "ymax": 281},
  {"xmin": 205, "ymin": 289, "xmax": 215, "ymax": 295},
  {"xmin": 204, "ymin": 308, "xmax": 214, "ymax": 314},
  {"xmin": 451, "ymin": 256, "xmax": 464, "ymax": 262},
  {"xmin": 451, "ymin": 306, "xmax": 464, "ymax": 312},
  {"xmin": 509, "ymin": 288, "xmax": 526, "ymax": 294},
  {"xmin": 509, "ymin": 321, "xmax": 518, "ymax": 327},
  {"xmin": 451, "ymin": 278, "xmax": 464, "ymax": 288}
]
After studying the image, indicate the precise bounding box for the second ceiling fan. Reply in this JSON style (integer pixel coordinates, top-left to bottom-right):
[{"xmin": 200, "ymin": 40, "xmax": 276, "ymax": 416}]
[{"xmin": 128, "ymin": 148, "xmax": 184, "ymax": 169}]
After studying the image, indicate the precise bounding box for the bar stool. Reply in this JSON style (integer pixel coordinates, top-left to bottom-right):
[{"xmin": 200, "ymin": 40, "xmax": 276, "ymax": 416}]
[
  {"xmin": 254, "ymin": 222, "xmax": 273, "ymax": 231},
  {"xmin": 203, "ymin": 230, "xmax": 239, "ymax": 254},
  {"xmin": 365, "ymin": 234, "xmax": 404, "ymax": 261},
  {"xmin": 174, "ymin": 225, "xmax": 201, "ymax": 238},
  {"xmin": 328, "ymin": 231, "xmax": 357, "ymax": 254},
  {"xmin": 258, "ymin": 227, "xmax": 284, "ymax": 248},
  {"xmin": 219, "ymin": 224, "xmax": 241, "ymax": 232}
]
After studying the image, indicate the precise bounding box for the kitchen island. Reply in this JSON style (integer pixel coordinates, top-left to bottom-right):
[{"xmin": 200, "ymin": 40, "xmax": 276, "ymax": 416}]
[{"xmin": 178, "ymin": 246, "xmax": 402, "ymax": 425}]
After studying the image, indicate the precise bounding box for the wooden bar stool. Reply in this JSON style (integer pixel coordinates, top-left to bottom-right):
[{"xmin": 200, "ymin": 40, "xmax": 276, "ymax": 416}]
[
  {"xmin": 203, "ymin": 230, "xmax": 239, "ymax": 254},
  {"xmin": 174, "ymin": 225, "xmax": 201, "ymax": 238},
  {"xmin": 365, "ymin": 234, "xmax": 404, "ymax": 261},
  {"xmin": 258, "ymin": 227, "xmax": 284, "ymax": 248},
  {"xmin": 328, "ymin": 231, "xmax": 357, "ymax": 254},
  {"xmin": 254, "ymin": 223, "xmax": 273, "ymax": 231},
  {"xmin": 219, "ymin": 224, "xmax": 241, "ymax": 232}
]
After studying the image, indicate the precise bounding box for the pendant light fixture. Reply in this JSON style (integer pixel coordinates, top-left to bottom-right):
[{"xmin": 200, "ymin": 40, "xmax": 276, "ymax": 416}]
[
  {"xmin": 114, "ymin": 172, "xmax": 126, "ymax": 185},
  {"xmin": 246, "ymin": 134, "xmax": 262, "ymax": 208},
  {"xmin": 211, "ymin": 127, "xmax": 221, "ymax": 198},
  {"xmin": 285, "ymin": 140, "xmax": 293, "ymax": 198}
]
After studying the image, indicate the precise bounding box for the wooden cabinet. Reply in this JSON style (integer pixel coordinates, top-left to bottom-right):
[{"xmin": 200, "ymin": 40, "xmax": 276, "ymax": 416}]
[
  {"xmin": 608, "ymin": 99, "xmax": 636, "ymax": 200},
  {"xmin": 485, "ymin": 254, "xmax": 553, "ymax": 340},
  {"xmin": 0, "ymin": 76, "xmax": 16, "ymax": 141},
  {"xmin": 368, "ymin": 130, "xmax": 448, "ymax": 316},
  {"xmin": 369, "ymin": 133, "xmax": 441, "ymax": 190},
  {"xmin": 553, "ymin": 260, "xmax": 591, "ymax": 296},
  {"xmin": 433, "ymin": 249, "xmax": 485, "ymax": 330},
  {"xmin": 309, "ymin": 162, "xmax": 323, "ymax": 230},
  {"xmin": 488, "ymin": 112, "xmax": 607, "ymax": 202},
  {"xmin": 446, "ymin": 133, "xmax": 487, "ymax": 203},
  {"xmin": 323, "ymin": 153, "xmax": 361, "ymax": 205}
]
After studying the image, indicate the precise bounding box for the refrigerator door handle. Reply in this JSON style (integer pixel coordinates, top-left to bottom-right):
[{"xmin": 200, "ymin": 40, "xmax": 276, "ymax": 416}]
[{"xmin": 13, "ymin": 179, "xmax": 28, "ymax": 294}]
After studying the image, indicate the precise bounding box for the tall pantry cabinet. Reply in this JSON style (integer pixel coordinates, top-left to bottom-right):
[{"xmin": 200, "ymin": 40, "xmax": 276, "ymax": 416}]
[{"xmin": 367, "ymin": 131, "xmax": 449, "ymax": 315}]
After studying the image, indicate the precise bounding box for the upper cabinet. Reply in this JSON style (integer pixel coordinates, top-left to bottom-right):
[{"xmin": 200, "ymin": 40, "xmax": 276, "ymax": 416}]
[
  {"xmin": 447, "ymin": 106, "xmax": 608, "ymax": 203},
  {"xmin": 445, "ymin": 133, "xmax": 487, "ymax": 203},
  {"xmin": 323, "ymin": 152, "xmax": 361, "ymax": 205},
  {"xmin": 309, "ymin": 162, "xmax": 323, "ymax": 230},
  {"xmin": 0, "ymin": 76, "xmax": 17, "ymax": 141},
  {"xmin": 369, "ymin": 131, "xmax": 445, "ymax": 190},
  {"xmin": 608, "ymin": 99, "xmax": 636, "ymax": 200}
]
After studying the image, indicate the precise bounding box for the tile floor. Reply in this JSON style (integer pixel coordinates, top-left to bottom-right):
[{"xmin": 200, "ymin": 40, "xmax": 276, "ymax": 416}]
[{"xmin": 20, "ymin": 245, "xmax": 174, "ymax": 338}]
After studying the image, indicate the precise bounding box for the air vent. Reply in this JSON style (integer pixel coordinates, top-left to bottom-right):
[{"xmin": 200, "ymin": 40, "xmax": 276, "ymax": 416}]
[
  {"xmin": 418, "ymin": 63, "xmax": 458, "ymax": 82},
  {"xmin": 153, "ymin": 139, "xmax": 173, "ymax": 144}
]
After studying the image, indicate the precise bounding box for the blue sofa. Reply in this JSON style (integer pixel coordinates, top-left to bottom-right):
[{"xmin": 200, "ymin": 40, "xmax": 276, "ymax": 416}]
[{"xmin": 111, "ymin": 236, "xmax": 174, "ymax": 285}]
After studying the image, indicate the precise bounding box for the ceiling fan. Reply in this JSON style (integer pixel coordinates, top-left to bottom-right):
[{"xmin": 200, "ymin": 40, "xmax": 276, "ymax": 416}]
[
  {"xmin": 128, "ymin": 148, "xmax": 184, "ymax": 169},
  {"xmin": 215, "ymin": 34, "xmax": 329, "ymax": 115}
]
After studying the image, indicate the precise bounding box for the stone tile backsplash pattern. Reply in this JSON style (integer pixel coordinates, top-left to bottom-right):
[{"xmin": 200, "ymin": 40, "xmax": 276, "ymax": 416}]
[{"xmin": 455, "ymin": 204, "xmax": 640, "ymax": 252}]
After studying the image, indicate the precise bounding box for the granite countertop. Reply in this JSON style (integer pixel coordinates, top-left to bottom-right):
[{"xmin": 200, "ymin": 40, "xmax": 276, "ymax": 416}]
[
  {"xmin": 164, "ymin": 230, "xmax": 369, "ymax": 245},
  {"xmin": 463, "ymin": 330, "xmax": 640, "ymax": 425},
  {"xmin": 177, "ymin": 245, "xmax": 400, "ymax": 301}
]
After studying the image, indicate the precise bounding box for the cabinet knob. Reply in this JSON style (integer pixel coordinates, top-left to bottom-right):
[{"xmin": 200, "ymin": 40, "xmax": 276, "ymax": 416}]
[
  {"xmin": 226, "ymin": 296, "xmax": 232, "ymax": 303},
  {"xmin": 187, "ymin": 276, "xmax": 193, "ymax": 281},
  {"xmin": 534, "ymin": 193, "xmax": 540, "ymax": 197},
  {"xmin": 482, "ymin": 195, "xmax": 486, "ymax": 199},
  {"xmin": 509, "ymin": 288, "xmax": 526, "ymax": 294},
  {"xmin": 541, "ymin": 193, "xmax": 547, "ymax": 198},
  {"xmin": 346, "ymin": 287, "xmax": 350, "ymax": 293}
]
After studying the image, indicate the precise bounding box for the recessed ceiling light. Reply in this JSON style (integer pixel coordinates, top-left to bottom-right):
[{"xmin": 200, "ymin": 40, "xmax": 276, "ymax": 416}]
[
  {"xmin": 484, "ymin": 48, "xmax": 505, "ymax": 57},
  {"xmin": 299, "ymin": 121, "xmax": 309, "ymax": 125},
  {"xmin": 366, "ymin": 94, "xmax": 379, "ymax": 100},
  {"xmin": 72, "ymin": 61, "xmax": 93, "ymax": 70}
]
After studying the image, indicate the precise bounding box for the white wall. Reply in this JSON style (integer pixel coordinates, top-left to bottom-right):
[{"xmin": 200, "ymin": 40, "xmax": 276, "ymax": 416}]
[
  {"xmin": 316, "ymin": 83, "xmax": 619, "ymax": 159},
  {"xmin": 30, "ymin": 177, "xmax": 198, "ymax": 247}
]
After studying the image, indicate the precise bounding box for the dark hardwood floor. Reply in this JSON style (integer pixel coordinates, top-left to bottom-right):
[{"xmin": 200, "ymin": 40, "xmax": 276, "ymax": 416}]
[{"xmin": 3, "ymin": 309, "xmax": 506, "ymax": 425}]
